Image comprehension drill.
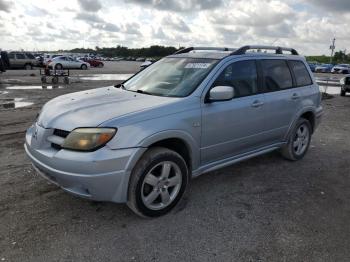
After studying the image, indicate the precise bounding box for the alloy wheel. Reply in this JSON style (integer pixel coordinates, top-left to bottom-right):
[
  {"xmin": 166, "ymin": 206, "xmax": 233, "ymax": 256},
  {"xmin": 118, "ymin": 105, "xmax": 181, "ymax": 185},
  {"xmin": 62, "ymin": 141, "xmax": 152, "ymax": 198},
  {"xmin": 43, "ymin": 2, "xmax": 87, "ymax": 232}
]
[{"xmin": 141, "ymin": 161, "xmax": 182, "ymax": 210}]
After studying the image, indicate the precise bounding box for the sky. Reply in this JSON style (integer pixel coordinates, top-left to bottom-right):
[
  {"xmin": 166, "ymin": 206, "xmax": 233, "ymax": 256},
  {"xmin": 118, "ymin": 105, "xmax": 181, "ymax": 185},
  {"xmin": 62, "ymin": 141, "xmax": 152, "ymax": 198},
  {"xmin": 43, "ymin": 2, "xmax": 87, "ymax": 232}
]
[{"xmin": 0, "ymin": 0, "xmax": 349, "ymax": 55}]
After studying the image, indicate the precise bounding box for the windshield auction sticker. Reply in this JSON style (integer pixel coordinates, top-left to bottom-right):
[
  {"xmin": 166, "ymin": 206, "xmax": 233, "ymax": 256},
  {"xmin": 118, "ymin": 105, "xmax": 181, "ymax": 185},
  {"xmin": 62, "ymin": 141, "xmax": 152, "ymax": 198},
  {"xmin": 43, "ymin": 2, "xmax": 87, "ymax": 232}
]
[{"xmin": 185, "ymin": 63, "xmax": 211, "ymax": 69}]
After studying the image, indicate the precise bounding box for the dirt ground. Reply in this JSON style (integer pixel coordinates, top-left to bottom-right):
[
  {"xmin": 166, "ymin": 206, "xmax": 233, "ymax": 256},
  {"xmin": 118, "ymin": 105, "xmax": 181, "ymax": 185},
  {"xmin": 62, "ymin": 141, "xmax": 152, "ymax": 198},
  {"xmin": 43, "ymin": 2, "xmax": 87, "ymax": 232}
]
[{"xmin": 0, "ymin": 64, "xmax": 349, "ymax": 261}]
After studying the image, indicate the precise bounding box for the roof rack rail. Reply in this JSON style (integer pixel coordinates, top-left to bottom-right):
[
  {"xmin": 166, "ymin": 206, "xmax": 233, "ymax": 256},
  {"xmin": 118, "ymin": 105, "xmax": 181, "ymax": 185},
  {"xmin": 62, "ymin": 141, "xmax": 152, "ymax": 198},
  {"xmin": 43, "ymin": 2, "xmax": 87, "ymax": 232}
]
[
  {"xmin": 174, "ymin": 47, "xmax": 236, "ymax": 54},
  {"xmin": 231, "ymin": 45, "xmax": 299, "ymax": 55}
]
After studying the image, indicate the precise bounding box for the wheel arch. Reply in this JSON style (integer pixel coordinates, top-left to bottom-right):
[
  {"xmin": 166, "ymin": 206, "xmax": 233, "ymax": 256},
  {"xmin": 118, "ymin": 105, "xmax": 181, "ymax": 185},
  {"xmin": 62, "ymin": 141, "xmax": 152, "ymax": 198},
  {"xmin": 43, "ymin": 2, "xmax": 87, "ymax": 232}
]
[
  {"xmin": 285, "ymin": 108, "xmax": 316, "ymax": 141},
  {"xmin": 137, "ymin": 130, "xmax": 199, "ymax": 172}
]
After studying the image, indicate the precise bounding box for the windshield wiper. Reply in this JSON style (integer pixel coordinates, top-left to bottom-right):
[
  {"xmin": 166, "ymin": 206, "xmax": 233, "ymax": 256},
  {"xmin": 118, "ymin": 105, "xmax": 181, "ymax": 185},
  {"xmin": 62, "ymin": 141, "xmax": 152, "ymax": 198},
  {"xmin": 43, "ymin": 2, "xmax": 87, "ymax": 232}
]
[
  {"xmin": 136, "ymin": 89, "xmax": 153, "ymax": 95},
  {"xmin": 114, "ymin": 83, "xmax": 125, "ymax": 89}
]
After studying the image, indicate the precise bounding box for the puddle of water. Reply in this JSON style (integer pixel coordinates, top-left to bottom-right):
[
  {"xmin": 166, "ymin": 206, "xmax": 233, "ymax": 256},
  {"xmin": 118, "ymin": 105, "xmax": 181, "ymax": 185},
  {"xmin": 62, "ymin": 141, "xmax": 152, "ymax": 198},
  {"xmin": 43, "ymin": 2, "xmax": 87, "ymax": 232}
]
[
  {"xmin": 5, "ymin": 85, "xmax": 64, "ymax": 90},
  {"xmin": 0, "ymin": 97, "xmax": 34, "ymax": 109},
  {"xmin": 79, "ymin": 74, "xmax": 133, "ymax": 81},
  {"xmin": 319, "ymin": 86, "xmax": 340, "ymax": 95}
]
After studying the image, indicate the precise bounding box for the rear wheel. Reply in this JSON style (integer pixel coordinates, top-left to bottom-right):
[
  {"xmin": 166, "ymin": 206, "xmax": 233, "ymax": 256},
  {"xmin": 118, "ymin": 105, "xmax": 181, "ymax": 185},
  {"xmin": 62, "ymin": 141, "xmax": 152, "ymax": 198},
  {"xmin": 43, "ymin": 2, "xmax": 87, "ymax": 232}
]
[
  {"xmin": 24, "ymin": 64, "xmax": 32, "ymax": 70},
  {"xmin": 280, "ymin": 118, "xmax": 312, "ymax": 161},
  {"xmin": 98, "ymin": 63, "xmax": 103, "ymax": 68},
  {"xmin": 127, "ymin": 147, "xmax": 189, "ymax": 217},
  {"xmin": 81, "ymin": 64, "xmax": 87, "ymax": 70},
  {"xmin": 340, "ymin": 89, "xmax": 346, "ymax": 96},
  {"xmin": 55, "ymin": 63, "xmax": 63, "ymax": 70}
]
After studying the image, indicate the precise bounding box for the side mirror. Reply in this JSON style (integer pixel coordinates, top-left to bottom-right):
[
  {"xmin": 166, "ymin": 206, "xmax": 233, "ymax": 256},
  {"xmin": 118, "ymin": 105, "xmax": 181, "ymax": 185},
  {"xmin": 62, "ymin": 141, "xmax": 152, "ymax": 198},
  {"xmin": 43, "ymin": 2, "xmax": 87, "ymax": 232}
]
[{"xmin": 208, "ymin": 86, "xmax": 235, "ymax": 102}]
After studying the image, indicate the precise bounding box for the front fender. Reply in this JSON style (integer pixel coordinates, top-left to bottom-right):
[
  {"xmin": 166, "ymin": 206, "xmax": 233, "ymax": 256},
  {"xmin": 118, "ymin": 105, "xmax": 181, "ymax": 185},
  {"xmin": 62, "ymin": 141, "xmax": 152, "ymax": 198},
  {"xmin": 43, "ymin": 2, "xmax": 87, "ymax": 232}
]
[{"xmin": 137, "ymin": 129, "xmax": 200, "ymax": 171}]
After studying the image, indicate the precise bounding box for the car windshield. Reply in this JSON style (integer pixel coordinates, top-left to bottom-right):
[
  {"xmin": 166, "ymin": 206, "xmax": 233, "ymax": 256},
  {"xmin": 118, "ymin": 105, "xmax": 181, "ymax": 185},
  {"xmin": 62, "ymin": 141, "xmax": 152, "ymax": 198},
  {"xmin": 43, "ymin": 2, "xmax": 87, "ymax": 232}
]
[{"xmin": 123, "ymin": 57, "xmax": 218, "ymax": 97}]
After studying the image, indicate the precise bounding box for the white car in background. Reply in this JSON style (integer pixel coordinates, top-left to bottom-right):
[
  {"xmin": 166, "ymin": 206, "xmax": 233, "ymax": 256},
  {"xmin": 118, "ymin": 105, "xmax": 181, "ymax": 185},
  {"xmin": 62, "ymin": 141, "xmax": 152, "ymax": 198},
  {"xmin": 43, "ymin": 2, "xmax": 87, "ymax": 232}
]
[
  {"xmin": 43, "ymin": 54, "xmax": 65, "ymax": 66},
  {"xmin": 331, "ymin": 64, "xmax": 350, "ymax": 74},
  {"xmin": 48, "ymin": 56, "xmax": 90, "ymax": 70}
]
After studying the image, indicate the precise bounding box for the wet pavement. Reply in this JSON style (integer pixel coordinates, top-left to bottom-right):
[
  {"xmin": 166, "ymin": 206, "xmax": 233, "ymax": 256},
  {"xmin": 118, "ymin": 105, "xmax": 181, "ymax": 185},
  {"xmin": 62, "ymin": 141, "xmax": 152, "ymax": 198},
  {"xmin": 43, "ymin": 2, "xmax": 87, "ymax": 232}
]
[{"xmin": 78, "ymin": 73, "xmax": 133, "ymax": 81}]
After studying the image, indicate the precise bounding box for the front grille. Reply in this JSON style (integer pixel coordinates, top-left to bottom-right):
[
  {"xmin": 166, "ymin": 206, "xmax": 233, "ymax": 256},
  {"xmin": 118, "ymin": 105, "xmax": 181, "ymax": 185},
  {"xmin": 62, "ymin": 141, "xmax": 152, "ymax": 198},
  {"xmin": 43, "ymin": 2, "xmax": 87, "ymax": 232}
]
[
  {"xmin": 53, "ymin": 129, "xmax": 69, "ymax": 138},
  {"xmin": 51, "ymin": 129, "xmax": 69, "ymax": 150},
  {"xmin": 51, "ymin": 143, "xmax": 62, "ymax": 150}
]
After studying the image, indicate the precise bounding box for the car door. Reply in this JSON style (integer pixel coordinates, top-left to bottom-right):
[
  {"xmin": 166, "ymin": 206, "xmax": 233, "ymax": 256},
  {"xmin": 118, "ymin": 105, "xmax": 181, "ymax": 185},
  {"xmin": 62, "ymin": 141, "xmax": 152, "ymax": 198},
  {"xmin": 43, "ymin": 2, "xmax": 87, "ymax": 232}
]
[
  {"xmin": 201, "ymin": 60, "xmax": 267, "ymax": 165},
  {"xmin": 258, "ymin": 59, "xmax": 299, "ymax": 143}
]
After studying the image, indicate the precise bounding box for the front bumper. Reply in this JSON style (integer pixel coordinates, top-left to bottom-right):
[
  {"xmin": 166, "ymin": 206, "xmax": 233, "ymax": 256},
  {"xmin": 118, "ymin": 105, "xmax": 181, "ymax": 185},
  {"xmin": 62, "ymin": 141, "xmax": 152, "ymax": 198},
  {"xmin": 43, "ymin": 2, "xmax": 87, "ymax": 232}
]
[{"xmin": 24, "ymin": 124, "xmax": 146, "ymax": 203}]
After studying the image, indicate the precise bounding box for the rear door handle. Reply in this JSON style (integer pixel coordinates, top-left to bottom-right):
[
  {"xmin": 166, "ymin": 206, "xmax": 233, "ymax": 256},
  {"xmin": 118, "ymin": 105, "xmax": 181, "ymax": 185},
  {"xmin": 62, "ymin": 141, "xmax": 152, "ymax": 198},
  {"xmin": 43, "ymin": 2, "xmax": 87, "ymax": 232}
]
[
  {"xmin": 291, "ymin": 93, "xmax": 300, "ymax": 100},
  {"xmin": 251, "ymin": 100, "xmax": 264, "ymax": 108}
]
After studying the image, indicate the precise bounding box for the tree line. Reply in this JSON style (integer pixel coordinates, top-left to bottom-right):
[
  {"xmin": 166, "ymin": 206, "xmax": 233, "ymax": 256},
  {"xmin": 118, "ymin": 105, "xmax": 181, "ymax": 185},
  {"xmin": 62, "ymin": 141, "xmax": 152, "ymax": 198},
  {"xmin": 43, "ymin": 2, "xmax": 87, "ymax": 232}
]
[
  {"xmin": 59, "ymin": 45, "xmax": 180, "ymax": 58},
  {"xmin": 59, "ymin": 45, "xmax": 350, "ymax": 64}
]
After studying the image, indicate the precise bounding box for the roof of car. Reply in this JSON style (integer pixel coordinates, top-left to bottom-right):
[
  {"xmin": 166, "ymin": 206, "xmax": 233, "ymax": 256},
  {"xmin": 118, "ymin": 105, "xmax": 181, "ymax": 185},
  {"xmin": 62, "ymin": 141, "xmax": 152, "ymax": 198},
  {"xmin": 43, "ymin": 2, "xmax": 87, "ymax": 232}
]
[
  {"xmin": 167, "ymin": 46, "xmax": 302, "ymax": 60},
  {"xmin": 168, "ymin": 51, "xmax": 304, "ymax": 60}
]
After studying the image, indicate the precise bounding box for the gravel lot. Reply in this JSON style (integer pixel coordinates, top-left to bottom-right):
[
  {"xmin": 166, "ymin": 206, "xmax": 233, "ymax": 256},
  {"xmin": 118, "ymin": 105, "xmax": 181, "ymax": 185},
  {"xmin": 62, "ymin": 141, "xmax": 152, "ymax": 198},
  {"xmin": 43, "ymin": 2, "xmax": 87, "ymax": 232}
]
[{"xmin": 0, "ymin": 63, "xmax": 349, "ymax": 261}]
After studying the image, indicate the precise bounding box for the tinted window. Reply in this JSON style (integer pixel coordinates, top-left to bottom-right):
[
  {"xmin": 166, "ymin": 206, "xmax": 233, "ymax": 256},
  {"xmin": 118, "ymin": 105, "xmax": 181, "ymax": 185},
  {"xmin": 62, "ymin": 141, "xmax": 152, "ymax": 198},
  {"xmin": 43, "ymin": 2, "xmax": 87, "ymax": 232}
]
[
  {"xmin": 15, "ymin": 53, "xmax": 26, "ymax": 59},
  {"xmin": 213, "ymin": 60, "xmax": 258, "ymax": 98},
  {"xmin": 25, "ymin": 53, "xmax": 35, "ymax": 59},
  {"xmin": 8, "ymin": 53, "xmax": 15, "ymax": 59},
  {"xmin": 261, "ymin": 60, "xmax": 293, "ymax": 91},
  {"xmin": 290, "ymin": 61, "xmax": 312, "ymax": 86}
]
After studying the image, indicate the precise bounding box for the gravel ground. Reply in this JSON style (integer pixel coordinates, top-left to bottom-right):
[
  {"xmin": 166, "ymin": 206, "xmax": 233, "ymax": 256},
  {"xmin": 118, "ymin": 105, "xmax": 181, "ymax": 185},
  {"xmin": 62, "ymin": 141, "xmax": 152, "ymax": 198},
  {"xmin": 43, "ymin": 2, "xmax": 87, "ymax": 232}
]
[{"xmin": 0, "ymin": 66, "xmax": 349, "ymax": 262}]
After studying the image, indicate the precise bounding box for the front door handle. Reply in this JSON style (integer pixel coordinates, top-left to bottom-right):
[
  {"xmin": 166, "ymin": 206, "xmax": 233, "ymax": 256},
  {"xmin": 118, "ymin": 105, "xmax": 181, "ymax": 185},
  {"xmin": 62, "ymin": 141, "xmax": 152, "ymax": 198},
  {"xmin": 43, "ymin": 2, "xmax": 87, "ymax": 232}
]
[
  {"xmin": 291, "ymin": 93, "xmax": 300, "ymax": 100},
  {"xmin": 251, "ymin": 100, "xmax": 264, "ymax": 108}
]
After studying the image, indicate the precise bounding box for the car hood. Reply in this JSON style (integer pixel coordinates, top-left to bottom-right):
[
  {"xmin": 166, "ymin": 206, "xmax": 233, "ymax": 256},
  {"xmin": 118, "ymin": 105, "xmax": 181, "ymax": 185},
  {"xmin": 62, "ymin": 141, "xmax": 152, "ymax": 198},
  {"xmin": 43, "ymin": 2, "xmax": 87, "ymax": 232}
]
[{"xmin": 37, "ymin": 87, "xmax": 177, "ymax": 130}]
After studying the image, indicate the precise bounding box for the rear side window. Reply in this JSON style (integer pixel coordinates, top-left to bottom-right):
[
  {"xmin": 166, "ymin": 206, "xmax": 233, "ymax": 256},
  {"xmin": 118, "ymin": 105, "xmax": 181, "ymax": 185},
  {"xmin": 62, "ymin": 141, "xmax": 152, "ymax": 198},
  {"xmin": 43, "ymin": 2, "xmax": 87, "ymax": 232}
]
[
  {"xmin": 261, "ymin": 60, "xmax": 293, "ymax": 91},
  {"xmin": 290, "ymin": 61, "xmax": 313, "ymax": 86},
  {"xmin": 15, "ymin": 53, "xmax": 26, "ymax": 59},
  {"xmin": 8, "ymin": 53, "xmax": 15, "ymax": 59},
  {"xmin": 213, "ymin": 60, "xmax": 258, "ymax": 98},
  {"xmin": 25, "ymin": 53, "xmax": 35, "ymax": 59}
]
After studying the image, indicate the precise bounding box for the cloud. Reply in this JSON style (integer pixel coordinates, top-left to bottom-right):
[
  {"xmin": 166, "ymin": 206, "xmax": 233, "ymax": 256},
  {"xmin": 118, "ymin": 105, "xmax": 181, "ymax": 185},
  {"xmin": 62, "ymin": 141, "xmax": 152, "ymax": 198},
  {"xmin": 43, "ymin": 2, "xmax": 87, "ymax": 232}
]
[
  {"xmin": 78, "ymin": 0, "xmax": 102, "ymax": 12},
  {"xmin": 307, "ymin": 0, "xmax": 350, "ymax": 12},
  {"xmin": 93, "ymin": 22, "xmax": 120, "ymax": 32},
  {"xmin": 122, "ymin": 23, "xmax": 141, "ymax": 35},
  {"xmin": 162, "ymin": 16, "xmax": 191, "ymax": 32},
  {"xmin": 126, "ymin": 0, "xmax": 223, "ymax": 12},
  {"xmin": 76, "ymin": 12, "xmax": 104, "ymax": 23},
  {"xmin": 0, "ymin": 0, "xmax": 10, "ymax": 11}
]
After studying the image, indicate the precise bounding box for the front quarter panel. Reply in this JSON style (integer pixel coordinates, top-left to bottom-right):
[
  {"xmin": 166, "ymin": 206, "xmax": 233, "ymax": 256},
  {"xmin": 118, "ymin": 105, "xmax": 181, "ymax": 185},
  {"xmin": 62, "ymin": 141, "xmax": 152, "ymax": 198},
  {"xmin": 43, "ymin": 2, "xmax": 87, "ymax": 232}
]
[{"xmin": 104, "ymin": 98, "xmax": 202, "ymax": 171}]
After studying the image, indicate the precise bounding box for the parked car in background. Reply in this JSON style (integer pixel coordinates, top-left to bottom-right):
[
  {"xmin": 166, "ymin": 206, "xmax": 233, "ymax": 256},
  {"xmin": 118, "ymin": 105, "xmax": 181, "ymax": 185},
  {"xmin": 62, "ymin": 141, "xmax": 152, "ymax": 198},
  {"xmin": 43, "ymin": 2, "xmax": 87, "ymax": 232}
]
[
  {"xmin": 48, "ymin": 56, "xmax": 89, "ymax": 70},
  {"xmin": 0, "ymin": 51, "xmax": 10, "ymax": 72},
  {"xmin": 43, "ymin": 54, "xmax": 65, "ymax": 66},
  {"xmin": 315, "ymin": 64, "xmax": 333, "ymax": 73},
  {"xmin": 307, "ymin": 62, "xmax": 320, "ymax": 72},
  {"xmin": 25, "ymin": 45, "xmax": 323, "ymax": 217},
  {"xmin": 140, "ymin": 60, "xmax": 152, "ymax": 70},
  {"xmin": 331, "ymin": 64, "xmax": 350, "ymax": 74},
  {"xmin": 340, "ymin": 75, "xmax": 350, "ymax": 96},
  {"xmin": 80, "ymin": 57, "xmax": 104, "ymax": 68},
  {"xmin": 8, "ymin": 52, "xmax": 38, "ymax": 70}
]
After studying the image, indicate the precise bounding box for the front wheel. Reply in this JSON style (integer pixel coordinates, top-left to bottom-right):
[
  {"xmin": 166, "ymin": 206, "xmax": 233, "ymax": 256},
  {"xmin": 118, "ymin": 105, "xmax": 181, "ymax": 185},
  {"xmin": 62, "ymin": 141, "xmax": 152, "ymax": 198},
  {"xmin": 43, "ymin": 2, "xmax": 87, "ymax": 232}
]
[
  {"xmin": 280, "ymin": 118, "xmax": 312, "ymax": 161},
  {"xmin": 127, "ymin": 147, "xmax": 189, "ymax": 217},
  {"xmin": 340, "ymin": 89, "xmax": 346, "ymax": 96},
  {"xmin": 81, "ymin": 64, "xmax": 87, "ymax": 70}
]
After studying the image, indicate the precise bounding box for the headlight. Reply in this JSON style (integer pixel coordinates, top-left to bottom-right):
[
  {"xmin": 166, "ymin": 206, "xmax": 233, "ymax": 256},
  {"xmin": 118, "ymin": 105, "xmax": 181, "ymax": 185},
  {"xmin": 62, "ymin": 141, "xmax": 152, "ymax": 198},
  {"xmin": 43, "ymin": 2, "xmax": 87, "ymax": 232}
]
[{"xmin": 62, "ymin": 128, "xmax": 117, "ymax": 151}]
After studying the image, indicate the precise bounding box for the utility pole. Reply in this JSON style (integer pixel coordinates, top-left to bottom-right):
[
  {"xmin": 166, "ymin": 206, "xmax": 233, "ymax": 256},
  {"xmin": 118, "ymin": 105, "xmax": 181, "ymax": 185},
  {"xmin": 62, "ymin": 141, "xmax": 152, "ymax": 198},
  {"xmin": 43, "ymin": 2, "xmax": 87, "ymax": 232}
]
[{"xmin": 329, "ymin": 38, "xmax": 336, "ymax": 64}]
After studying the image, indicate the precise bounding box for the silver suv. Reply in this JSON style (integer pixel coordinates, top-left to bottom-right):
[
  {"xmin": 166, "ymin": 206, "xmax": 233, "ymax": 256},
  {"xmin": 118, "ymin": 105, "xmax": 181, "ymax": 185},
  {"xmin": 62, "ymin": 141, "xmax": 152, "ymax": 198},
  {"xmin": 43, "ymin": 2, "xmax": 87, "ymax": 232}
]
[{"xmin": 25, "ymin": 45, "xmax": 323, "ymax": 217}]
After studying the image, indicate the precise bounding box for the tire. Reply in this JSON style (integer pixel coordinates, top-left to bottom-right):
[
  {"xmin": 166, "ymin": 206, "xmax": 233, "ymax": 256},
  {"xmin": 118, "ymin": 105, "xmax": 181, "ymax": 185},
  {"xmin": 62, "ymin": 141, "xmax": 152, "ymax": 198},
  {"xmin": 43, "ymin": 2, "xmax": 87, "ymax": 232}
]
[
  {"xmin": 127, "ymin": 147, "xmax": 189, "ymax": 217},
  {"xmin": 55, "ymin": 64, "xmax": 63, "ymax": 70},
  {"xmin": 24, "ymin": 64, "xmax": 32, "ymax": 70},
  {"xmin": 52, "ymin": 76, "xmax": 59, "ymax": 84},
  {"xmin": 280, "ymin": 118, "xmax": 312, "ymax": 161},
  {"xmin": 340, "ymin": 89, "xmax": 346, "ymax": 96},
  {"xmin": 98, "ymin": 63, "xmax": 103, "ymax": 68},
  {"xmin": 81, "ymin": 64, "xmax": 87, "ymax": 70},
  {"xmin": 41, "ymin": 76, "xmax": 47, "ymax": 84},
  {"xmin": 63, "ymin": 76, "xmax": 69, "ymax": 85}
]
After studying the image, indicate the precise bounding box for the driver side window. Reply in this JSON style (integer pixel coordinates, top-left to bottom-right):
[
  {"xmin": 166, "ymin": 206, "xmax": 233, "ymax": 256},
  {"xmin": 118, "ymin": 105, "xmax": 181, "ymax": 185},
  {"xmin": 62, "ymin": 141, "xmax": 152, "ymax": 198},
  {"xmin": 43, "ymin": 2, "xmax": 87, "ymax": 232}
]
[{"xmin": 212, "ymin": 60, "xmax": 258, "ymax": 98}]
